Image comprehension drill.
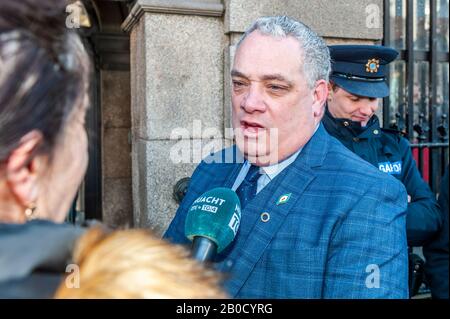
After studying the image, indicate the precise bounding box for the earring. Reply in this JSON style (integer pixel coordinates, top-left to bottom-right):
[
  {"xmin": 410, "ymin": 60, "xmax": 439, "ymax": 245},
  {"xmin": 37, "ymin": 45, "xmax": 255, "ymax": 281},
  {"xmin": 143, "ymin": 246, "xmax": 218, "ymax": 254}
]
[{"xmin": 25, "ymin": 204, "xmax": 37, "ymax": 221}]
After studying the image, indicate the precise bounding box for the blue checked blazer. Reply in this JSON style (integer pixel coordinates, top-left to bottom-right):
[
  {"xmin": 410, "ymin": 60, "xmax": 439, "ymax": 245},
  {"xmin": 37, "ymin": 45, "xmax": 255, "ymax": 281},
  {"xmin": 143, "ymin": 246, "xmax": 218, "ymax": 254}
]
[{"xmin": 164, "ymin": 124, "xmax": 409, "ymax": 299}]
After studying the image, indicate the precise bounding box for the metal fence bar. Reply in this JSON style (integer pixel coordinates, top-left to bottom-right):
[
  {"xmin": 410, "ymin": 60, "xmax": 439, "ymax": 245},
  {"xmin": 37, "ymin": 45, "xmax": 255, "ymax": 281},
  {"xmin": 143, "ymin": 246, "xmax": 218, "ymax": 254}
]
[
  {"xmin": 406, "ymin": 0, "xmax": 415, "ymax": 140},
  {"xmin": 384, "ymin": 0, "xmax": 392, "ymax": 126},
  {"xmin": 385, "ymin": 0, "xmax": 449, "ymax": 192},
  {"xmin": 410, "ymin": 142, "xmax": 450, "ymax": 148},
  {"xmin": 429, "ymin": 0, "xmax": 440, "ymax": 191}
]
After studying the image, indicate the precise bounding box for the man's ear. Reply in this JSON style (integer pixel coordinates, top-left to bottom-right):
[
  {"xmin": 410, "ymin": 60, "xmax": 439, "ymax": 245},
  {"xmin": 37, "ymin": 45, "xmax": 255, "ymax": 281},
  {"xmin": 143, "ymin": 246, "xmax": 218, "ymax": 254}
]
[
  {"xmin": 6, "ymin": 131, "xmax": 45, "ymax": 207},
  {"xmin": 312, "ymin": 79, "xmax": 329, "ymax": 118}
]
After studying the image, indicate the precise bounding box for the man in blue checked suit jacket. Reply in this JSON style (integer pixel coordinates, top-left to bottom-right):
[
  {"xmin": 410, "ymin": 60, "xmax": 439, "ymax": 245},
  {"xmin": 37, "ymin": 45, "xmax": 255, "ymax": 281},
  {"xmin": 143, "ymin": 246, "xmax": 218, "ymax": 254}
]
[{"xmin": 165, "ymin": 16, "xmax": 409, "ymax": 298}]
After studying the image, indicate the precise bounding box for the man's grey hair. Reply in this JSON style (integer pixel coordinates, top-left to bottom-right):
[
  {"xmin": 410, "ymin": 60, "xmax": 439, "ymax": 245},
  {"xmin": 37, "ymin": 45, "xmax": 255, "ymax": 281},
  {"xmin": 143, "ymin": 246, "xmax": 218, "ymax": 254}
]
[{"xmin": 236, "ymin": 16, "xmax": 331, "ymax": 89}]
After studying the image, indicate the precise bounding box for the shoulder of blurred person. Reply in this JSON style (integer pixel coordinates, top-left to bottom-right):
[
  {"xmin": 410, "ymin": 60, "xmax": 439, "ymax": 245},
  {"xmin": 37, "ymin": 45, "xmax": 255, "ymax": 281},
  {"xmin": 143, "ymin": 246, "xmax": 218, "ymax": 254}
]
[
  {"xmin": 0, "ymin": 220, "xmax": 85, "ymax": 298},
  {"xmin": 55, "ymin": 227, "xmax": 227, "ymax": 299}
]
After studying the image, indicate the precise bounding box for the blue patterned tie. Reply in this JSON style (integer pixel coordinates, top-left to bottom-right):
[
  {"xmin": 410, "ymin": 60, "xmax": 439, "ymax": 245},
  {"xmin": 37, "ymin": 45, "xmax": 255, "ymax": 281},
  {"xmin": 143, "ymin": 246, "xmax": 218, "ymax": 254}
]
[{"xmin": 236, "ymin": 164, "xmax": 261, "ymax": 209}]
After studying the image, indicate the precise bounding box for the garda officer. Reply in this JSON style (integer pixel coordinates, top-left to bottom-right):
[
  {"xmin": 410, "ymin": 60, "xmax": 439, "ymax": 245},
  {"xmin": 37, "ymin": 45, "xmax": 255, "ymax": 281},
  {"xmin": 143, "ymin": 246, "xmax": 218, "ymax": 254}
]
[{"xmin": 322, "ymin": 45, "xmax": 442, "ymax": 294}]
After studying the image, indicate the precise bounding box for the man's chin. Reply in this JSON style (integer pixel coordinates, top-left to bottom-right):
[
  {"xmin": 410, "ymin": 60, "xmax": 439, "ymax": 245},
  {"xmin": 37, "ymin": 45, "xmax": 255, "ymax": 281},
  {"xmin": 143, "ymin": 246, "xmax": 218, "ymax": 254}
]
[
  {"xmin": 236, "ymin": 142, "xmax": 278, "ymax": 166},
  {"xmin": 245, "ymin": 154, "xmax": 278, "ymax": 167}
]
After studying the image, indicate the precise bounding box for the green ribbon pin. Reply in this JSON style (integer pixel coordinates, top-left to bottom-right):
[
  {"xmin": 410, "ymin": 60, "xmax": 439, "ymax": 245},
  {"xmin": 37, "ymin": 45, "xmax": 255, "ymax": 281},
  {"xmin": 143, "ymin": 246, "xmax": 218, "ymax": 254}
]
[{"xmin": 276, "ymin": 193, "xmax": 292, "ymax": 205}]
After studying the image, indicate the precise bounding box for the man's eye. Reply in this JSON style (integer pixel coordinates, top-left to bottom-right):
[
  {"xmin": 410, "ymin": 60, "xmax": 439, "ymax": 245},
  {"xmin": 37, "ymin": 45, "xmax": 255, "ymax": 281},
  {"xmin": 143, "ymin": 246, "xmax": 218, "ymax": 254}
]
[
  {"xmin": 232, "ymin": 81, "xmax": 246, "ymax": 88},
  {"xmin": 268, "ymin": 85, "xmax": 285, "ymax": 91}
]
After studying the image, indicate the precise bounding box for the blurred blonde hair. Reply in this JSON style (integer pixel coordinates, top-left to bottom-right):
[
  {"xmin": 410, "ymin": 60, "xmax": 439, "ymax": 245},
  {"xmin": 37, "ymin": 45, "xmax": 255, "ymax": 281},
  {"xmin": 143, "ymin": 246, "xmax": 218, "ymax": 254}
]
[{"xmin": 55, "ymin": 227, "xmax": 227, "ymax": 299}]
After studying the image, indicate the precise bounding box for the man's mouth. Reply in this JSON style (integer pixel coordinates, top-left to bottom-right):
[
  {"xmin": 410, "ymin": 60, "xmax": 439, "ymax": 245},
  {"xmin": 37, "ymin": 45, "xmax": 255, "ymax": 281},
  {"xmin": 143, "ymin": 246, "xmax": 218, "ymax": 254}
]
[
  {"xmin": 240, "ymin": 120, "xmax": 265, "ymax": 135},
  {"xmin": 352, "ymin": 115, "xmax": 370, "ymax": 122}
]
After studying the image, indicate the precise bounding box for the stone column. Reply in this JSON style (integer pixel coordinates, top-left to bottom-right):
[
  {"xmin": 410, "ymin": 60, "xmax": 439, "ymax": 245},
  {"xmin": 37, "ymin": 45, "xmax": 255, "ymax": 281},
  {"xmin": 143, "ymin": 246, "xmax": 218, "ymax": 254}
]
[
  {"xmin": 123, "ymin": 0, "xmax": 227, "ymax": 234},
  {"xmin": 101, "ymin": 70, "xmax": 133, "ymax": 228}
]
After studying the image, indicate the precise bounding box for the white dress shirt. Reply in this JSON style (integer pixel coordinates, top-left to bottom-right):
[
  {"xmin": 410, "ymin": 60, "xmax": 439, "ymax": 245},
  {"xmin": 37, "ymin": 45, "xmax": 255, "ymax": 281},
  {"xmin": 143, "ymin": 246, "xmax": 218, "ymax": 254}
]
[
  {"xmin": 231, "ymin": 147, "xmax": 302, "ymax": 194},
  {"xmin": 231, "ymin": 124, "xmax": 320, "ymax": 194}
]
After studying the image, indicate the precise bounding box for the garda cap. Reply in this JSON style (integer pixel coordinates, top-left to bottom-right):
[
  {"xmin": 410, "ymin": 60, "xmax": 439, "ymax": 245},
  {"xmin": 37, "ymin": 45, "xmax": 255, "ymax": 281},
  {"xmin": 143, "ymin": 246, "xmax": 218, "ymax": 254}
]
[{"xmin": 329, "ymin": 45, "xmax": 398, "ymax": 98}]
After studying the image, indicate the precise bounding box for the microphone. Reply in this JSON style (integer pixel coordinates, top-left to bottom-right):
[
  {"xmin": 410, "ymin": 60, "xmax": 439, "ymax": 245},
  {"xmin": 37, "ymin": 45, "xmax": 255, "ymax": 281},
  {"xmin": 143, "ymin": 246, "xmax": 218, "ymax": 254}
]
[{"xmin": 185, "ymin": 187, "xmax": 241, "ymax": 262}]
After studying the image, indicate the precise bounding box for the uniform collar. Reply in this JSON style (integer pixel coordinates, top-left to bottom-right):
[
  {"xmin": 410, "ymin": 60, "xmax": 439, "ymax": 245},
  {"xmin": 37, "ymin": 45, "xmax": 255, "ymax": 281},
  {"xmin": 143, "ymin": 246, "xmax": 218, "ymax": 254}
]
[{"xmin": 323, "ymin": 105, "xmax": 382, "ymax": 139}]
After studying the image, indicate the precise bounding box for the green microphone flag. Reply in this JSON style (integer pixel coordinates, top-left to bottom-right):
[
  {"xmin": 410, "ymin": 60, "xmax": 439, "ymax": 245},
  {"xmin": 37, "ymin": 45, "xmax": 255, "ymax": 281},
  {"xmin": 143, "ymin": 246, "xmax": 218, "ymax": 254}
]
[{"xmin": 185, "ymin": 187, "xmax": 241, "ymax": 253}]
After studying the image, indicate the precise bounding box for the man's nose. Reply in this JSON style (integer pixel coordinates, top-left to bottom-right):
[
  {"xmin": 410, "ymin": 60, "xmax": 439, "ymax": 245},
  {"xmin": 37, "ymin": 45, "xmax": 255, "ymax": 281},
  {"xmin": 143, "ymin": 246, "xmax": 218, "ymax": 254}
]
[
  {"xmin": 360, "ymin": 100, "xmax": 377, "ymax": 115},
  {"xmin": 241, "ymin": 85, "xmax": 267, "ymax": 113}
]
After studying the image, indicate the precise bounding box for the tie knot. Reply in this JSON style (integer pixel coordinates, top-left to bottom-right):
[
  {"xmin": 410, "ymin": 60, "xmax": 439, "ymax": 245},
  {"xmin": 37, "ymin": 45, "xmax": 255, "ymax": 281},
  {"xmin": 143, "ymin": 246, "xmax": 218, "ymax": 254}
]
[
  {"xmin": 246, "ymin": 164, "xmax": 261, "ymax": 183},
  {"xmin": 236, "ymin": 164, "xmax": 261, "ymax": 209}
]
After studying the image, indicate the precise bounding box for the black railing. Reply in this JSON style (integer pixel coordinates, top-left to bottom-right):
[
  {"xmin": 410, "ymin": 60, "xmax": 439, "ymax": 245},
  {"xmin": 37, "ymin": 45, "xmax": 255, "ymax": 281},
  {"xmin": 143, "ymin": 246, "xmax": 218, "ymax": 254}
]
[{"xmin": 384, "ymin": 0, "xmax": 449, "ymax": 193}]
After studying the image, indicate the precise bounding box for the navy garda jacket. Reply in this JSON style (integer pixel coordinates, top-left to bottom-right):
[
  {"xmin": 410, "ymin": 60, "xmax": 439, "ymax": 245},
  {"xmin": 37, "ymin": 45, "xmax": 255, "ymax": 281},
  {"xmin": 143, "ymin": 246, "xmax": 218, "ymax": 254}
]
[{"xmin": 322, "ymin": 107, "xmax": 442, "ymax": 247}]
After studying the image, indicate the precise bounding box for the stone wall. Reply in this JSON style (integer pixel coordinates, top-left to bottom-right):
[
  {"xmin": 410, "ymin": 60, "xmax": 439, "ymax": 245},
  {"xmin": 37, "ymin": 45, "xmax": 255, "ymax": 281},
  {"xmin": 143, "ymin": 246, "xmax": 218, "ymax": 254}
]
[
  {"xmin": 224, "ymin": 0, "xmax": 383, "ymax": 39},
  {"xmin": 101, "ymin": 70, "xmax": 133, "ymax": 228}
]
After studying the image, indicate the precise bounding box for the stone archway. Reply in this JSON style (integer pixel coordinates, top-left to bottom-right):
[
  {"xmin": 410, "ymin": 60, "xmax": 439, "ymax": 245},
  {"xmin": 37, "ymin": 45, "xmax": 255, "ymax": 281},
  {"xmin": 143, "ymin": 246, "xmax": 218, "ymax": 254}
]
[{"xmin": 71, "ymin": 0, "xmax": 132, "ymax": 227}]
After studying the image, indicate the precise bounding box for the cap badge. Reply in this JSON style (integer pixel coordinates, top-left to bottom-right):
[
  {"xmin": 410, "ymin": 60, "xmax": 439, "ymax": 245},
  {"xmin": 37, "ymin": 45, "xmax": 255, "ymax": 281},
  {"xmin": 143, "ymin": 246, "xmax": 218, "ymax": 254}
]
[{"xmin": 366, "ymin": 58, "xmax": 380, "ymax": 73}]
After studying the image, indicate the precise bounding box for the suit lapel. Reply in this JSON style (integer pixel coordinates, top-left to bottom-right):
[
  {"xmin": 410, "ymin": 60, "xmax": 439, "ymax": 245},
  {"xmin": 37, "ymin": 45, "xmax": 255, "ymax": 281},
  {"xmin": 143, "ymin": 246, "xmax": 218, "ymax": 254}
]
[
  {"xmin": 224, "ymin": 124, "xmax": 330, "ymax": 297},
  {"xmin": 222, "ymin": 146, "xmax": 245, "ymax": 188},
  {"xmin": 202, "ymin": 145, "xmax": 245, "ymax": 190}
]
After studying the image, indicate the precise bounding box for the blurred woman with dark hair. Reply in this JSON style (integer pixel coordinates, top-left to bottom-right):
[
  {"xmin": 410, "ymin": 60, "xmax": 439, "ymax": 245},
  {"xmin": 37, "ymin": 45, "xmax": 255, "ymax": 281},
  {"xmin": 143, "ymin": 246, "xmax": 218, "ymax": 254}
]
[
  {"xmin": 0, "ymin": 0, "xmax": 91, "ymax": 297},
  {"xmin": 0, "ymin": 0, "xmax": 226, "ymax": 299}
]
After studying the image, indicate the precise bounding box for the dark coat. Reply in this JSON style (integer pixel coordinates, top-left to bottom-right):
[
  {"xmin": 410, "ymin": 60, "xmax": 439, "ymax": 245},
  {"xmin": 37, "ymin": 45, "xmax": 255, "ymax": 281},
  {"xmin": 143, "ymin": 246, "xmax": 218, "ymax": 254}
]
[
  {"xmin": 423, "ymin": 166, "xmax": 449, "ymax": 299},
  {"xmin": 0, "ymin": 220, "xmax": 84, "ymax": 298}
]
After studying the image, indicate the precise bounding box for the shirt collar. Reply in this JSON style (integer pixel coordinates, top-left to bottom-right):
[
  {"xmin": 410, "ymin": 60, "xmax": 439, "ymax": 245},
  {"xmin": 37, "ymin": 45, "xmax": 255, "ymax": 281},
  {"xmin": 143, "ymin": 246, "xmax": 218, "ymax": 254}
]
[
  {"xmin": 257, "ymin": 123, "xmax": 320, "ymax": 180},
  {"xmin": 260, "ymin": 148, "xmax": 301, "ymax": 180}
]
